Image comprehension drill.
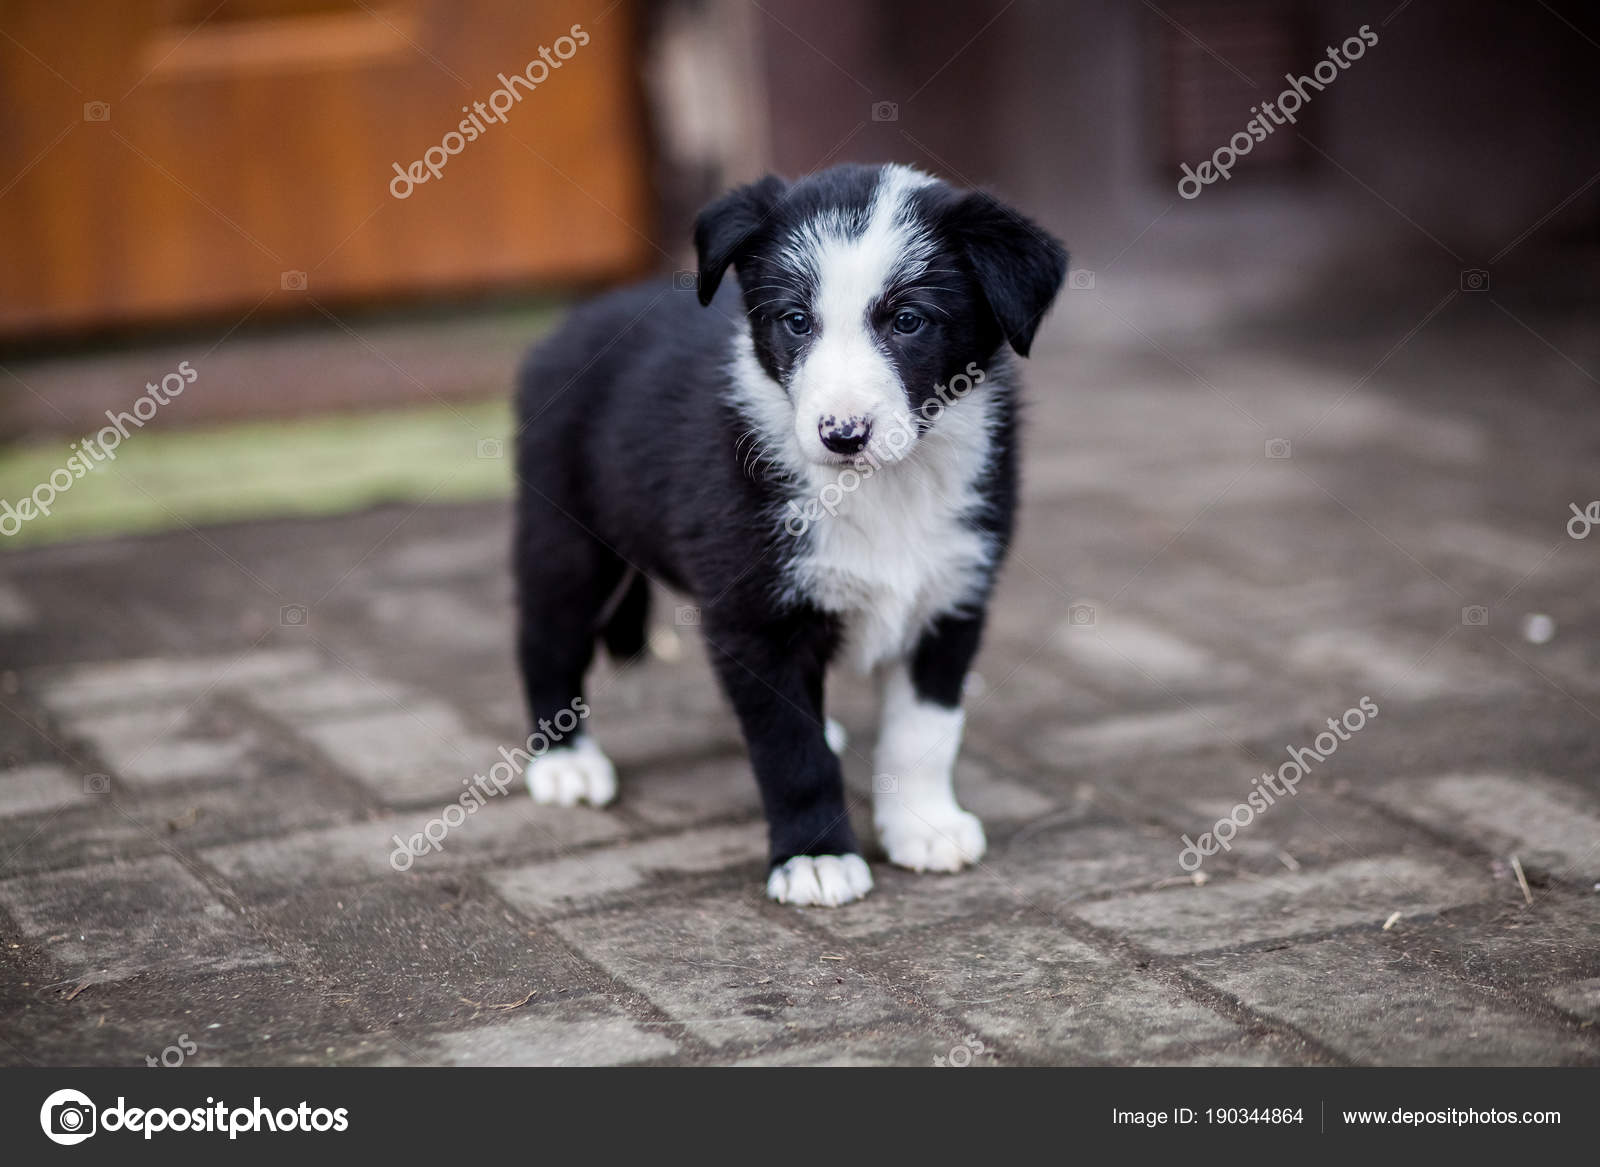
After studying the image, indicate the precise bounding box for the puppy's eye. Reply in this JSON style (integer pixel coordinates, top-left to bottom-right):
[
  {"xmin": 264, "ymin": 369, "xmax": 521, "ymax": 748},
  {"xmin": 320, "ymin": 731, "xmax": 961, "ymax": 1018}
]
[
  {"xmin": 782, "ymin": 311, "xmax": 812, "ymax": 336},
  {"xmin": 892, "ymin": 309, "xmax": 925, "ymax": 335}
]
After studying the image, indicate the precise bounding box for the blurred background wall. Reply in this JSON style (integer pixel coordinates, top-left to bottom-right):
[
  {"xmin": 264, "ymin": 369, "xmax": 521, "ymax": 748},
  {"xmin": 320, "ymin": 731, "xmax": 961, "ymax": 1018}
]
[{"xmin": 2, "ymin": 0, "xmax": 1597, "ymax": 434}]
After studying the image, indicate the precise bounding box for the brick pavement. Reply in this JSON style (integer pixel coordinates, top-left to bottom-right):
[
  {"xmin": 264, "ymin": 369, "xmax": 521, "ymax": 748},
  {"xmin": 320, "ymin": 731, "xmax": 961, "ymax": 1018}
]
[{"xmin": 1, "ymin": 301, "xmax": 1597, "ymax": 1065}]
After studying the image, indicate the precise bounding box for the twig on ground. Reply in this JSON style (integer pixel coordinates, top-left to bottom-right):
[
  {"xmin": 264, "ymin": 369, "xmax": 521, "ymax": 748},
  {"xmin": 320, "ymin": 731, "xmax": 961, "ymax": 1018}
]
[{"xmin": 1510, "ymin": 854, "xmax": 1534, "ymax": 905}]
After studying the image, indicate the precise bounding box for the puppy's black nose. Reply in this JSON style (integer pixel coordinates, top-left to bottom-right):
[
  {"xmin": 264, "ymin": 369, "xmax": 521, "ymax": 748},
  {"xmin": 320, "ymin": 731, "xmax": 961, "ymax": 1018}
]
[{"xmin": 819, "ymin": 416, "xmax": 871, "ymax": 456}]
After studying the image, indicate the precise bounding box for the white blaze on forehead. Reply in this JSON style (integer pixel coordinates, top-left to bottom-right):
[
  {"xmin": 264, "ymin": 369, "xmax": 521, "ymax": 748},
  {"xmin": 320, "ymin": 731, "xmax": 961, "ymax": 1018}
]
[
  {"xmin": 788, "ymin": 165, "xmax": 936, "ymax": 465},
  {"xmin": 809, "ymin": 165, "xmax": 936, "ymax": 319}
]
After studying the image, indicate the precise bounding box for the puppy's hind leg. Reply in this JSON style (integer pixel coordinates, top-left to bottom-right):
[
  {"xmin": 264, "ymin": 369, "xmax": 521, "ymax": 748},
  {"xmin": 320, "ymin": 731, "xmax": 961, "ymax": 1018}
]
[{"xmin": 513, "ymin": 517, "xmax": 625, "ymax": 807}]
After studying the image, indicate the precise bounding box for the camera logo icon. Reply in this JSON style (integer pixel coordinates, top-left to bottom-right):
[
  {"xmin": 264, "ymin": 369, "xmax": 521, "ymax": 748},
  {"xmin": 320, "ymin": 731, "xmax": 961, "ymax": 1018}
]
[
  {"xmin": 1068, "ymin": 269, "xmax": 1096, "ymax": 291},
  {"xmin": 1265, "ymin": 438, "xmax": 1292, "ymax": 459},
  {"xmin": 83, "ymin": 102, "xmax": 111, "ymax": 122},
  {"xmin": 1066, "ymin": 602, "xmax": 1096, "ymax": 628},
  {"xmin": 674, "ymin": 605, "xmax": 701, "ymax": 627},
  {"xmin": 83, "ymin": 773, "xmax": 111, "ymax": 795},
  {"xmin": 870, "ymin": 101, "xmax": 899, "ymax": 122},
  {"xmin": 280, "ymin": 270, "xmax": 308, "ymax": 292},
  {"xmin": 476, "ymin": 437, "xmax": 504, "ymax": 460},
  {"xmin": 279, "ymin": 604, "xmax": 308, "ymax": 626},
  {"xmin": 673, "ymin": 270, "xmax": 699, "ymax": 292},
  {"xmin": 1459, "ymin": 268, "xmax": 1490, "ymax": 292},
  {"xmin": 41, "ymin": 1088, "xmax": 97, "ymax": 1145},
  {"xmin": 872, "ymin": 774, "xmax": 898, "ymax": 794},
  {"xmin": 933, "ymin": 1033, "xmax": 986, "ymax": 1067},
  {"xmin": 1461, "ymin": 605, "xmax": 1489, "ymax": 627}
]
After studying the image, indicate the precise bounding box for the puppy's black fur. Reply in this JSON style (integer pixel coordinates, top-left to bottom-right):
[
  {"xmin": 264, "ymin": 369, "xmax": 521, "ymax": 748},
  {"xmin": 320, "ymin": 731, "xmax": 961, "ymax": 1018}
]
[{"xmin": 514, "ymin": 163, "xmax": 1065, "ymax": 885}]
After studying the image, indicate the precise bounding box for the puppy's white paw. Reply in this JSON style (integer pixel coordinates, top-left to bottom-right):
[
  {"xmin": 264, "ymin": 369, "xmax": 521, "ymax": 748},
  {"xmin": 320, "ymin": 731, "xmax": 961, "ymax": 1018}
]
[
  {"xmin": 766, "ymin": 854, "xmax": 873, "ymax": 907},
  {"xmin": 877, "ymin": 806, "xmax": 986, "ymax": 873},
  {"xmin": 525, "ymin": 739, "xmax": 617, "ymax": 807},
  {"xmin": 824, "ymin": 717, "xmax": 848, "ymax": 754}
]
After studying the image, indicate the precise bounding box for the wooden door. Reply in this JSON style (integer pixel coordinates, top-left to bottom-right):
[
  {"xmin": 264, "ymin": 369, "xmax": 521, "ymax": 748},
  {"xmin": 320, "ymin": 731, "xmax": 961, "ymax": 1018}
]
[{"xmin": 0, "ymin": 0, "xmax": 652, "ymax": 338}]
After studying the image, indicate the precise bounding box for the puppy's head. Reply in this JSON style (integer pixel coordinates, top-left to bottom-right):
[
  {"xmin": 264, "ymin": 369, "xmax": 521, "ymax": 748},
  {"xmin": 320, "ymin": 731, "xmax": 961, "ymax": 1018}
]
[{"xmin": 695, "ymin": 163, "xmax": 1066, "ymax": 467}]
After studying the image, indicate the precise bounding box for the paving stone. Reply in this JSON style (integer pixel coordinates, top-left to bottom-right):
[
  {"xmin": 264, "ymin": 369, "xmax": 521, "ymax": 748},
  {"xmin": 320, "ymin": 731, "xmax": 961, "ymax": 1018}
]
[
  {"xmin": 1188, "ymin": 935, "xmax": 1600, "ymax": 1065},
  {"xmin": 32, "ymin": 650, "xmax": 323, "ymax": 715},
  {"xmin": 0, "ymin": 766, "xmax": 365, "ymax": 880},
  {"xmin": 0, "ymin": 764, "xmax": 84, "ymax": 818},
  {"xmin": 241, "ymin": 669, "xmax": 417, "ymax": 722},
  {"xmin": 1072, "ymin": 854, "xmax": 1496, "ymax": 955},
  {"xmin": 293, "ymin": 702, "xmax": 520, "ymax": 805},
  {"xmin": 0, "ymin": 967, "xmax": 366, "ymax": 1067},
  {"xmin": 365, "ymin": 586, "xmax": 508, "ymax": 652},
  {"xmin": 204, "ymin": 798, "xmax": 625, "ymax": 903},
  {"xmin": 0, "ymin": 856, "xmax": 280, "ymax": 983},
  {"xmin": 811, "ymin": 820, "xmax": 1178, "ymax": 942},
  {"xmin": 622, "ymin": 756, "xmax": 763, "ymax": 827},
  {"xmin": 63, "ymin": 704, "xmax": 258, "ymax": 788},
  {"xmin": 258, "ymin": 880, "xmax": 598, "ymax": 1026},
  {"xmin": 370, "ymin": 531, "xmax": 508, "ymax": 583},
  {"xmin": 1428, "ymin": 521, "xmax": 1567, "ymax": 580},
  {"xmin": 580, "ymin": 652, "xmax": 747, "ymax": 765},
  {"xmin": 383, "ymin": 1007, "xmax": 677, "ymax": 1066},
  {"xmin": 1379, "ymin": 893, "xmax": 1600, "ymax": 996},
  {"xmin": 487, "ymin": 824, "xmax": 765, "ymax": 918},
  {"xmin": 551, "ymin": 893, "xmax": 913, "ymax": 1049},
  {"xmin": 1051, "ymin": 613, "xmax": 1244, "ymax": 690},
  {"xmin": 1026, "ymin": 705, "xmax": 1253, "ymax": 770},
  {"xmin": 1175, "ymin": 789, "xmax": 1428, "ymax": 875},
  {"xmin": 872, "ymin": 919, "xmax": 1240, "ymax": 1064},
  {"xmin": 1133, "ymin": 1039, "xmax": 1304, "ymax": 1067},
  {"xmin": 733, "ymin": 1028, "xmax": 969, "ymax": 1066},
  {"xmin": 587, "ymin": 702, "xmax": 744, "ymax": 772},
  {"xmin": 1284, "ymin": 629, "xmax": 1485, "ymax": 700},
  {"xmin": 1545, "ymin": 977, "xmax": 1600, "ymax": 1022},
  {"xmin": 1370, "ymin": 772, "xmax": 1600, "ymax": 883},
  {"xmin": 0, "ymin": 797, "xmax": 168, "ymax": 879},
  {"xmin": 961, "ymin": 649, "xmax": 1116, "ymax": 731}
]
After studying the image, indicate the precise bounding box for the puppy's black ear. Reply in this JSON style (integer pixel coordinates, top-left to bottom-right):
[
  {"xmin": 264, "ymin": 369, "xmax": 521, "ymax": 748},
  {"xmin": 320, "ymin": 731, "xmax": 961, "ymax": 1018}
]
[
  {"xmin": 949, "ymin": 192, "xmax": 1067, "ymax": 357},
  {"xmin": 692, "ymin": 174, "xmax": 787, "ymax": 306}
]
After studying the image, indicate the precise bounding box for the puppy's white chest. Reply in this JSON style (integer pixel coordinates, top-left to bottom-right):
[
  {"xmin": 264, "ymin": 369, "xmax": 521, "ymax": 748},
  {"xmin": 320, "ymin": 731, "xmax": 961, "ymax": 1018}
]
[{"xmin": 789, "ymin": 429, "xmax": 995, "ymax": 672}]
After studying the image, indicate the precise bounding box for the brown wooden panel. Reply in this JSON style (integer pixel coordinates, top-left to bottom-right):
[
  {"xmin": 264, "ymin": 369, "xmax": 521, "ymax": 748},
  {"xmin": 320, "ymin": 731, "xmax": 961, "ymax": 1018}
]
[{"xmin": 0, "ymin": 0, "xmax": 653, "ymax": 337}]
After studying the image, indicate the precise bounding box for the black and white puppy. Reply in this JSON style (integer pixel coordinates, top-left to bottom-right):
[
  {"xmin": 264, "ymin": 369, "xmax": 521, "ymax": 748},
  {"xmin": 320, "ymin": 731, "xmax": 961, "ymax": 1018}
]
[{"xmin": 513, "ymin": 163, "xmax": 1066, "ymax": 906}]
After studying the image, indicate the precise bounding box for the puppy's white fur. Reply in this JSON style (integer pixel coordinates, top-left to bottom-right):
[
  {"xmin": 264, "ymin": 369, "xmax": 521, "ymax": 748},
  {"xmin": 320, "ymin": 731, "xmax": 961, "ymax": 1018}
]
[
  {"xmin": 525, "ymin": 737, "xmax": 617, "ymax": 807},
  {"xmin": 767, "ymin": 853, "xmax": 874, "ymax": 906},
  {"xmin": 872, "ymin": 662, "xmax": 985, "ymax": 871}
]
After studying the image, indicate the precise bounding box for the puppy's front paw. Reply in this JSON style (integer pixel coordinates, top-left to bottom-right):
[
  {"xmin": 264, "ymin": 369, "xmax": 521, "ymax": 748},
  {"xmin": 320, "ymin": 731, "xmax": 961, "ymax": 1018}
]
[
  {"xmin": 525, "ymin": 740, "xmax": 617, "ymax": 807},
  {"xmin": 766, "ymin": 854, "xmax": 873, "ymax": 907},
  {"xmin": 877, "ymin": 806, "xmax": 986, "ymax": 872}
]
